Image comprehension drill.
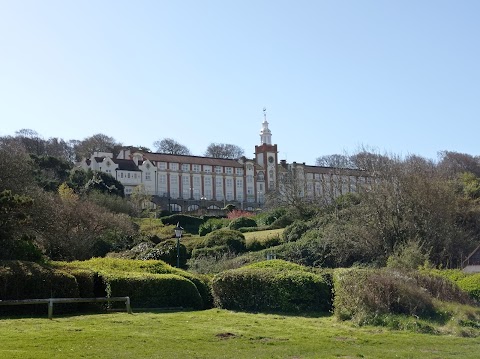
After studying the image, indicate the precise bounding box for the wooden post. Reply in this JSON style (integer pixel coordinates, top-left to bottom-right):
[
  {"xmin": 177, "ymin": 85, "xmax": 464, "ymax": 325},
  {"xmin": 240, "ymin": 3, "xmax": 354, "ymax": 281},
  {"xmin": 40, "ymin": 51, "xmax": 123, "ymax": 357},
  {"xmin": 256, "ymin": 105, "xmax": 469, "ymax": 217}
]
[
  {"xmin": 125, "ymin": 297, "xmax": 132, "ymax": 314},
  {"xmin": 48, "ymin": 299, "xmax": 53, "ymax": 320}
]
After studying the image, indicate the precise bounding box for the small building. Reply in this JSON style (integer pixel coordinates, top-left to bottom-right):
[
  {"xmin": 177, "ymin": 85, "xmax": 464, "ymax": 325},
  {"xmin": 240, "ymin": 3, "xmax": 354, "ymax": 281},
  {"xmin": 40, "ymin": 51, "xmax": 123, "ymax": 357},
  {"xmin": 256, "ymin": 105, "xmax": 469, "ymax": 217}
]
[{"xmin": 463, "ymin": 244, "xmax": 480, "ymax": 273}]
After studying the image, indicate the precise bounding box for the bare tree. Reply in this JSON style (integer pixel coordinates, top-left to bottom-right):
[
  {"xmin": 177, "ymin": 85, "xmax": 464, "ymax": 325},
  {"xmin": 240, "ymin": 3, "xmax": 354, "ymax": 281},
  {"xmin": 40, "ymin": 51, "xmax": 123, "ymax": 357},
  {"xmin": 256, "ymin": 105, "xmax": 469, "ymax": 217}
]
[
  {"xmin": 316, "ymin": 154, "xmax": 355, "ymax": 169},
  {"xmin": 204, "ymin": 143, "xmax": 244, "ymax": 159},
  {"xmin": 153, "ymin": 138, "xmax": 191, "ymax": 155},
  {"xmin": 73, "ymin": 134, "xmax": 121, "ymax": 161}
]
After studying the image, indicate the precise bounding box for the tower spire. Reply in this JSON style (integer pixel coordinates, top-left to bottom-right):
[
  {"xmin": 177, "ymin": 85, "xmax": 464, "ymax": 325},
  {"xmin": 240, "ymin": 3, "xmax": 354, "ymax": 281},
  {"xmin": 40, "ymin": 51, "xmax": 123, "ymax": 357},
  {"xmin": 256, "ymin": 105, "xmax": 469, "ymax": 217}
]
[{"xmin": 260, "ymin": 107, "xmax": 272, "ymax": 145}]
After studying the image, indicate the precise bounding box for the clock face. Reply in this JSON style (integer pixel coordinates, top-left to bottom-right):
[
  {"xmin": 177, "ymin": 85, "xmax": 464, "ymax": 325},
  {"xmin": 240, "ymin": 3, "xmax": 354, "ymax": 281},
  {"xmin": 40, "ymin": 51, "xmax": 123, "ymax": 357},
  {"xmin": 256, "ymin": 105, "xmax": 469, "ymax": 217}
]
[{"xmin": 268, "ymin": 156, "xmax": 274, "ymax": 164}]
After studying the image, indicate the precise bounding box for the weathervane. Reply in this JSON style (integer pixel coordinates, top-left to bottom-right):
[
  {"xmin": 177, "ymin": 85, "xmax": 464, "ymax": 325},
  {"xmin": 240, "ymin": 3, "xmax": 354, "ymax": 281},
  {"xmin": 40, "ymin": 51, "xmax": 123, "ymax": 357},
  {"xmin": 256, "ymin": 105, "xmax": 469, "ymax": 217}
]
[{"xmin": 263, "ymin": 107, "xmax": 267, "ymax": 120}]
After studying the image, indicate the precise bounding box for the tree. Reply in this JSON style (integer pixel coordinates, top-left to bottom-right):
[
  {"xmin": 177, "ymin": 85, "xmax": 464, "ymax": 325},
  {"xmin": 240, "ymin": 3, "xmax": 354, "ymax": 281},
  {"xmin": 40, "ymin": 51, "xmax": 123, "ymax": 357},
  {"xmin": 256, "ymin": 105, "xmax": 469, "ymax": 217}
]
[
  {"xmin": 204, "ymin": 143, "xmax": 244, "ymax": 159},
  {"xmin": 153, "ymin": 138, "xmax": 191, "ymax": 155},
  {"xmin": 316, "ymin": 154, "xmax": 355, "ymax": 168},
  {"xmin": 73, "ymin": 134, "xmax": 121, "ymax": 161}
]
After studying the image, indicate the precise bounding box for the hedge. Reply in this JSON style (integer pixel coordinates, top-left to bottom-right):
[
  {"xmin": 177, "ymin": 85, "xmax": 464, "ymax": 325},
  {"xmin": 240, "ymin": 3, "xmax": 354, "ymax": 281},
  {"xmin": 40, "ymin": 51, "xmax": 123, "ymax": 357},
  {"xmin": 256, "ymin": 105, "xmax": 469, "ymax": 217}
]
[
  {"xmin": 201, "ymin": 229, "xmax": 246, "ymax": 253},
  {"xmin": 160, "ymin": 214, "xmax": 205, "ymax": 234},
  {"xmin": 56, "ymin": 258, "xmax": 213, "ymax": 309},
  {"xmin": 333, "ymin": 268, "xmax": 436, "ymax": 322},
  {"xmin": 0, "ymin": 260, "xmax": 79, "ymax": 314},
  {"xmin": 103, "ymin": 272, "xmax": 203, "ymax": 309},
  {"xmin": 228, "ymin": 217, "xmax": 257, "ymax": 231},
  {"xmin": 212, "ymin": 266, "xmax": 330, "ymax": 312}
]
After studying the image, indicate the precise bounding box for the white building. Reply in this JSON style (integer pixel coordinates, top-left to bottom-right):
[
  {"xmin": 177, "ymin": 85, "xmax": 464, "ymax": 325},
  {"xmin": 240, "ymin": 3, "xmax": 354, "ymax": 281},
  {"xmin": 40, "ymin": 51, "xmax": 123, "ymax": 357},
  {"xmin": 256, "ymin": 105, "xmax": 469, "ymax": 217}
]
[{"xmin": 78, "ymin": 113, "xmax": 370, "ymax": 212}]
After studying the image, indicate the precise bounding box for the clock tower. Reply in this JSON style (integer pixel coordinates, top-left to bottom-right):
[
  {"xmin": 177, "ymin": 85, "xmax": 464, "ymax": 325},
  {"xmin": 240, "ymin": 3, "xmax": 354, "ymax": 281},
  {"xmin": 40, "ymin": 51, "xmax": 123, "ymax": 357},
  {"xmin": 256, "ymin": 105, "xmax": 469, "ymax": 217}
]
[{"xmin": 255, "ymin": 108, "xmax": 278, "ymax": 193}]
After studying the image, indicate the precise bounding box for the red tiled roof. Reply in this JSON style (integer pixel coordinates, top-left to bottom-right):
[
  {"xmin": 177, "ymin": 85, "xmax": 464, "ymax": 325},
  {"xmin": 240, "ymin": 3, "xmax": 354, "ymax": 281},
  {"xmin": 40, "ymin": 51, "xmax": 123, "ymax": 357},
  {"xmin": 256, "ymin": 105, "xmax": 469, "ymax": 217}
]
[{"xmin": 143, "ymin": 152, "xmax": 244, "ymax": 167}]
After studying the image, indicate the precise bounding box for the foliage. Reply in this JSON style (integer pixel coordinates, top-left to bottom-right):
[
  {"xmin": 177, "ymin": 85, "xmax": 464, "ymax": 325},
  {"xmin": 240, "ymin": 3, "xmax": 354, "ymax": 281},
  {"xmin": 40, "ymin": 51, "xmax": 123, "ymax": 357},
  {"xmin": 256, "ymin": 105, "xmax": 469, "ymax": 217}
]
[
  {"xmin": 387, "ymin": 240, "xmax": 431, "ymax": 270},
  {"xmin": 160, "ymin": 214, "xmax": 204, "ymax": 234},
  {"xmin": 30, "ymin": 154, "xmax": 72, "ymax": 191},
  {"xmin": 212, "ymin": 266, "xmax": 330, "ymax": 312},
  {"xmin": 198, "ymin": 217, "xmax": 229, "ymax": 236},
  {"xmin": 103, "ymin": 272, "xmax": 203, "ymax": 309},
  {"xmin": 153, "ymin": 138, "xmax": 191, "ymax": 155},
  {"xmin": 0, "ymin": 260, "xmax": 78, "ymax": 314},
  {"xmin": 228, "ymin": 216, "xmax": 257, "ymax": 230},
  {"xmin": 56, "ymin": 258, "xmax": 212, "ymax": 309},
  {"xmin": 204, "ymin": 143, "xmax": 244, "ymax": 159},
  {"xmin": 282, "ymin": 220, "xmax": 309, "ymax": 242},
  {"xmin": 226, "ymin": 209, "xmax": 254, "ymax": 220},
  {"xmin": 68, "ymin": 168, "xmax": 125, "ymax": 197},
  {"xmin": 138, "ymin": 239, "xmax": 188, "ymax": 268},
  {"xmin": 246, "ymin": 259, "xmax": 312, "ymax": 272},
  {"xmin": 201, "ymin": 229, "xmax": 246, "ymax": 253},
  {"xmin": 457, "ymin": 274, "xmax": 480, "ymax": 302},
  {"xmin": 333, "ymin": 268, "xmax": 440, "ymax": 323},
  {"xmin": 73, "ymin": 133, "xmax": 121, "ymax": 161},
  {"xmin": 254, "ymin": 207, "xmax": 287, "ymax": 226}
]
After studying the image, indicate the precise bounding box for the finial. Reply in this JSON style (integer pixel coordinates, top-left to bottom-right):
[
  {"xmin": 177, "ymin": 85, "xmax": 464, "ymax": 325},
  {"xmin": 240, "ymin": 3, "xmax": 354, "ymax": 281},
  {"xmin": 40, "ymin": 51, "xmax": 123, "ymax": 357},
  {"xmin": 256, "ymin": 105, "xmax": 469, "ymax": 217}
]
[{"xmin": 263, "ymin": 107, "xmax": 267, "ymax": 121}]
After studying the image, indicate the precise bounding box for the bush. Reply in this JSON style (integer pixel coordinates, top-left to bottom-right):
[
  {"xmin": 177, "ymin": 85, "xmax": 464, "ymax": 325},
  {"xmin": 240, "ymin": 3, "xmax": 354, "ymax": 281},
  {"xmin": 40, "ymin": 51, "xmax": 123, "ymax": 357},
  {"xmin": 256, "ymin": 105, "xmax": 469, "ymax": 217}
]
[
  {"xmin": 191, "ymin": 245, "xmax": 230, "ymax": 259},
  {"xmin": 282, "ymin": 221, "xmax": 308, "ymax": 242},
  {"xmin": 160, "ymin": 214, "xmax": 205, "ymax": 234},
  {"xmin": 255, "ymin": 208, "xmax": 287, "ymax": 226},
  {"xmin": 246, "ymin": 259, "xmax": 310, "ymax": 272},
  {"xmin": 103, "ymin": 272, "xmax": 203, "ymax": 309},
  {"xmin": 198, "ymin": 218, "xmax": 229, "ymax": 236},
  {"xmin": 333, "ymin": 268, "xmax": 436, "ymax": 322},
  {"xmin": 138, "ymin": 240, "xmax": 188, "ymax": 268},
  {"xmin": 0, "ymin": 260, "xmax": 79, "ymax": 314},
  {"xmin": 457, "ymin": 274, "xmax": 480, "ymax": 302},
  {"xmin": 270, "ymin": 214, "xmax": 294, "ymax": 229},
  {"xmin": 212, "ymin": 266, "xmax": 330, "ymax": 312},
  {"xmin": 386, "ymin": 240, "xmax": 430, "ymax": 271},
  {"xmin": 228, "ymin": 216, "xmax": 257, "ymax": 231},
  {"xmin": 201, "ymin": 229, "xmax": 246, "ymax": 253}
]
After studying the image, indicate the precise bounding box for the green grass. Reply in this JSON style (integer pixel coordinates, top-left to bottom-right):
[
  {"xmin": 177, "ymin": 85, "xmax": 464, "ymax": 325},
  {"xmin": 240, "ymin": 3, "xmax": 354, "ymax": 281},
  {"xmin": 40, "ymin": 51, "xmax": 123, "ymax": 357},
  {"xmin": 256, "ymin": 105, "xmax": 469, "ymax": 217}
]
[
  {"xmin": 243, "ymin": 228, "xmax": 284, "ymax": 243},
  {"xmin": 0, "ymin": 309, "xmax": 479, "ymax": 358}
]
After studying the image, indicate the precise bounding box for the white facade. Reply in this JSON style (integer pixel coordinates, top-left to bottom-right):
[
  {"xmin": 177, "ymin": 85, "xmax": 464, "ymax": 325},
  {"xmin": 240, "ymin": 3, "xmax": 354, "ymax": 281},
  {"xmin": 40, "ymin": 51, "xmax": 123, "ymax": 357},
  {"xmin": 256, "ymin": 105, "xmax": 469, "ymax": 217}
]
[{"xmin": 78, "ymin": 114, "xmax": 371, "ymax": 211}]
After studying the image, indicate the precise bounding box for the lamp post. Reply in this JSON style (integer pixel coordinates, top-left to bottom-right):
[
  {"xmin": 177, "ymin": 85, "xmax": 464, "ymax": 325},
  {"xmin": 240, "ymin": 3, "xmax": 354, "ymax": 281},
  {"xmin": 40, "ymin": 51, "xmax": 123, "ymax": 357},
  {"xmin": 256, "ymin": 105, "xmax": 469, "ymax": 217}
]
[{"xmin": 174, "ymin": 222, "xmax": 184, "ymax": 268}]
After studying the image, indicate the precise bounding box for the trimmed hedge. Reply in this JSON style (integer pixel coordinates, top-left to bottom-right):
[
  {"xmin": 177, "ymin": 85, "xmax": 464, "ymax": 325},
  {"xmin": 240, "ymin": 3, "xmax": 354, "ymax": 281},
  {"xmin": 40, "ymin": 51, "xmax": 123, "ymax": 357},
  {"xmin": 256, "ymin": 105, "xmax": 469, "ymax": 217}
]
[
  {"xmin": 0, "ymin": 260, "xmax": 79, "ymax": 314},
  {"xmin": 201, "ymin": 229, "xmax": 246, "ymax": 253},
  {"xmin": 0, "ymin": 260, "xmax": 79, "ymax": 300},
  {"xmin": 212, "ymin": 265, "xmax": 330, "ymax": 312},
  {"xmin": 56, "ymin": 258, "xmax": 213, "ymax": 309},
  {"xmin": 138, "ymin": 240, "xmax": 188, "ymax": 268},
  {"xmin": 228, "ymin": 217, "xmax": 257, "ymax": 231},
  {"xmin": 160, "ymin": 214, "xmax": 204, "ymax": 234},
  {"xmin": 103, "ymin": 272, "xmax": 203, "ymax": 309}
]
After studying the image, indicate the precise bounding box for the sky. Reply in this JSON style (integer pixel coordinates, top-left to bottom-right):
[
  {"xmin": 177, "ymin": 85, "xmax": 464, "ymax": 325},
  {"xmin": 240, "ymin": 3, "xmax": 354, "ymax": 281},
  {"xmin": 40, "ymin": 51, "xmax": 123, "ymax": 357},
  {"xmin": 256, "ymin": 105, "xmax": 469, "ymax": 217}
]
[{"xmin": 1, "ymin": 1, "xmax": 479, "ymax": 165}]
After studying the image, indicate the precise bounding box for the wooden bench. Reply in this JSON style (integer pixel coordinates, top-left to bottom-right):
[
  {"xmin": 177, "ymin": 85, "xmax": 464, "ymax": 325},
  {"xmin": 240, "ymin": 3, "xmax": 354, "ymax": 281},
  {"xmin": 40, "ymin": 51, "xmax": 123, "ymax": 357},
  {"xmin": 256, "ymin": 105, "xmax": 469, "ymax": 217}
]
[{"xmin": 0, "ymin": 297, "xmax": 132, "ymax": 319}]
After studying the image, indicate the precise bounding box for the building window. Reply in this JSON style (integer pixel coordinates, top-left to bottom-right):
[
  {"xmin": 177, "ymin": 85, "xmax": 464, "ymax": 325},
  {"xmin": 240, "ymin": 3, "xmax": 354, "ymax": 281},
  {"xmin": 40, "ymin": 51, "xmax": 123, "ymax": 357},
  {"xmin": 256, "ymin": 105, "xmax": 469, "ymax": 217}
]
[
  {"xmin": 182, "ymin": 164, "xmax": 189, "ymax": 171},
  {"xmin": 215, "ymin": 166, "xmax": 222, "ymax": 174},
  {"xmin": 194, "ymin": 177, "xmax": 201, "ymax": 186},
  {"xmin": 158, "ymin": 162, "xmax": 166, "ymax": 170},
  {"xmin": 259, "ymin": 183, "xmax": 264, "ymax": 191},
  {"xmin": 226, "ymin": 191, "xmax": 233, "ymax": 200},
  {"xmin": 170, "ymin": 163, "xmax": 178, "ymax": 171},
  {"xmin": 170, "ymin": 176, "xmax": 178, "ymax": 185},
  {"xmin": 236, "ymin": 168, "xmax": 243, "ymax": 175},
  {"xmin": 127, "ymin": 173, "xmax": 131, "ymax": 179},
  {"xmin": 193, "ymin": 164, "xmax": 201, "ymax": 172},
  {"xmin": 182, "ymin": 176, "xmax": 190, "ymax": 185},
  {"xmin": 216, "ymin": 178, "xmax": 223, "ymax": 187},
  {"xmin": 204, "ymin": 177, "xmax": 212, "ymax": 186},
  {"xmin": 247, "ymin": 164, "xmax": 253, "ymax": 171},
  {"xmin": 225, "ymin": 167, "xmax": 233, "ymax": 174},
  {"xmin": 205, "ymin": 189, "xmax": 212, "ymax": 199},
  {"xmin": 236, "ymin": 179, "xmax": 243, "ymax": 187},
  {"xmin": 145, "ymin": 172, "xmax": 151, "ymax": 181},
  {"xmin": 226, "ymin": 178, "xmax": 233, "ymax": 187},
  {"xmin": 120, "ymin": 172, "xmax": 124, "ymax": 178},
  {"xmin": 247, "ymin": 175, "xmax": 253, "ymax": 183},
  {"xmin": 204, "ymin": 165, "xmax": 212, "ymax": 173},
  {"xmin": 159, "ymin": 175, "xmax": 166, "ymax": 184},
  {"xmin": 237, "ymin": 193, "xmax": 243, "ymax": 201}
]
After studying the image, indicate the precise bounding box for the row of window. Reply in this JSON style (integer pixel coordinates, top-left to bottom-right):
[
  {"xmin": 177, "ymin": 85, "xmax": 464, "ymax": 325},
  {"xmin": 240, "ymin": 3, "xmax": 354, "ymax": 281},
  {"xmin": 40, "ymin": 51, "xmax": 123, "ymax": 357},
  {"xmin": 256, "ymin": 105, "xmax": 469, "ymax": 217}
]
[{"xmin": 156, "ymin": 162, "xmax": 245, "ymax": 175}]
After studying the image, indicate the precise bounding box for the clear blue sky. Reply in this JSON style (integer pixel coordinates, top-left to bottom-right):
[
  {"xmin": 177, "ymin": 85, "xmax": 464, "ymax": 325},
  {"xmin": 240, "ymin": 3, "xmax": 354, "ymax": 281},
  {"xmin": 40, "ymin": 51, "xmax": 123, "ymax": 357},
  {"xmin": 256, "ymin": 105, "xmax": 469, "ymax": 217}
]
[{"xmin": 1, "ymin": 0, "xmax": 479, "ymax": 165}]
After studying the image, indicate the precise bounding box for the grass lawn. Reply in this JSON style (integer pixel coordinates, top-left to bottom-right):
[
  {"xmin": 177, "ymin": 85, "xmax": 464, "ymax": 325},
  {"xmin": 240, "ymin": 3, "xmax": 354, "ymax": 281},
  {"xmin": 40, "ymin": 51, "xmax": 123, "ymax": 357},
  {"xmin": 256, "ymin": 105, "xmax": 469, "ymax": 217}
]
[
  {"xmin": 243, "ymin": 228, "xmax": 284, "ymax": 242},
  {"xmin": 0, "ymin": 309, "xmax": 478, "ymax": 359}
]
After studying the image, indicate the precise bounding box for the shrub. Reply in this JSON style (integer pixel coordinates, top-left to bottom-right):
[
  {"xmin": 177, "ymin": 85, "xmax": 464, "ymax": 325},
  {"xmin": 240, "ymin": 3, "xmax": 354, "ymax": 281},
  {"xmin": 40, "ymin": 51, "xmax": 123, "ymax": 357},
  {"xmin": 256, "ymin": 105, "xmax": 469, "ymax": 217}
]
[
  {"xmin": 138, "ymin": 240, "xmax": 188, "ymax": 268},
  {"xmin": 228, "ymin": 216, "xmax": 257, "ymax": 231},
  {"xmin": 282, "ymin": 221, "xmax": 308, "ymax": 242},
  {"xmin": 198, "ymin": 218, "xmax": 229, "ymax": 236},
  {"xmin": 270, "ymin": 214, "xmax": 294, "ymax": 229},
  {"xmin": 202, "ymin": 229, "xmax": 246, "ymax": 253},
  {"xmin": 333, "ymin": 268, "xmax": 436, "ymax": 322},
  {"xmin": 246, "ymin": 259, "xmax": 310, "ymax": 272},
  {"xmin": 255, "ymin": 208, "xmax": 287, "ymax": 226},
  {"xmin": 386, "ymin": 240, "xmax": 430, "ymax": 271},
  {"xmin": 0, "ymin": 260, "xmax": 79, "ymax": 314},
  {"xmin": 103, "ymin": 272, "xmax": 203, "ymax": 309},
  {"xmin": 457, "ymin": 274, "xmax": 480, "ymax": 302},
  {"xmin": 227, "ymin": 210, "xmax": 255, "ymax": 220},
  {"xmin": 160, "ymin": 214, "xmax": 204, "ymax": 234},
  {"xmin": 191, "ymin": 245, "xmax": 230, "ymax": 259},
  {"xmin": 212, "ymin": 266, "xmax": 330, "ymax": 312}
]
